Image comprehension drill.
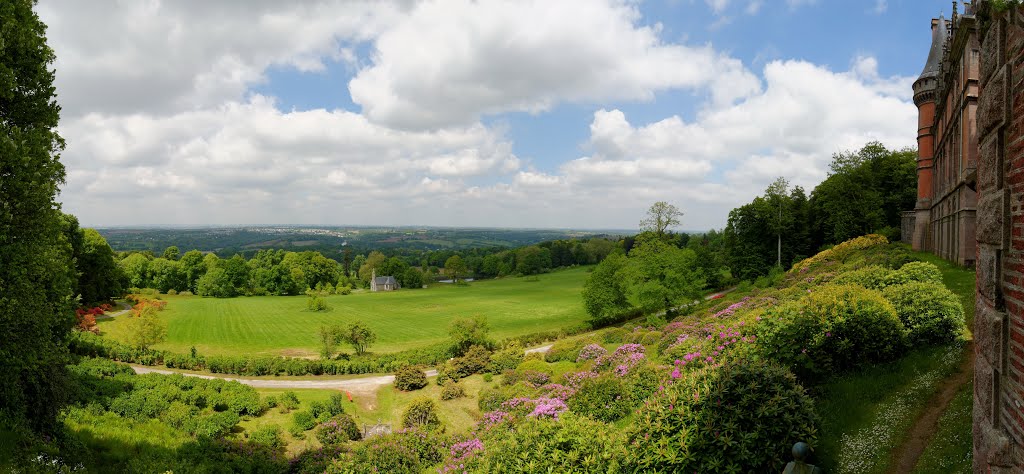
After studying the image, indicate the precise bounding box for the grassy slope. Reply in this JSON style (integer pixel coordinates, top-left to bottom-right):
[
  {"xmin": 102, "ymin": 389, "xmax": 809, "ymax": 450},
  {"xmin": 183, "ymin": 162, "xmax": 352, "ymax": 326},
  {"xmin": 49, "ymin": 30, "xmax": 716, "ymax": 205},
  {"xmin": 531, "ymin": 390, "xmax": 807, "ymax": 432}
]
[
  {"xmin": 98, "ymin": 267, "xmax": 590, "ymax": 356},
  {"xmin": 813, "ymin": 248, "xmax": 975, "ymax": 473}
]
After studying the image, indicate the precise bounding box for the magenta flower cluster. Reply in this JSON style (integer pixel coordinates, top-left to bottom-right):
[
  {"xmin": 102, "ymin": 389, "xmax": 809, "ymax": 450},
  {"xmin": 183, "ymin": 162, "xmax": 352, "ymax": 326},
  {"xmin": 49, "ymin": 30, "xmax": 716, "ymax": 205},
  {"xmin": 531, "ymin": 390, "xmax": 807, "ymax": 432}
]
[
  {"xmin": 712, "ymin": 296, "xmax": 751, "ymax": 318},
  {"xmin": 576, "ymin": 343, "xmax": 608, "ymax": 362},
  {"xmin": 439, "ymin": 438, "xmax": 484, "ymax": 474},
  {"xmin": 528, "ymin": 397, "xmax": 568, "ymax": 419},
  {"xmin": 594, "ymin": 343, "xmax": 646, "ymax": 376},
  {"xmin": 563, "ymin": 370, "xmax": 599, "ymax": 387}
]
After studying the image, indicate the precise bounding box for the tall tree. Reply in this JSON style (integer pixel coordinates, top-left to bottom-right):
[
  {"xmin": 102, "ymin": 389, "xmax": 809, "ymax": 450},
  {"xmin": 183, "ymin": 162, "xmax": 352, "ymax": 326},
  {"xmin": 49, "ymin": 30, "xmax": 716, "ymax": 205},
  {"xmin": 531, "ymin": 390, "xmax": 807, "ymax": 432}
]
[
  {"xmin": 77, "ymin": 229, "xmax": 123, "ymax": 304},
  {"xmin": 640, "ymin": 201, "xmax": 683, "ymax": 238},
  {"xmin": 0, "ymin": 0, "xmax": 76, "ymax": 436}
]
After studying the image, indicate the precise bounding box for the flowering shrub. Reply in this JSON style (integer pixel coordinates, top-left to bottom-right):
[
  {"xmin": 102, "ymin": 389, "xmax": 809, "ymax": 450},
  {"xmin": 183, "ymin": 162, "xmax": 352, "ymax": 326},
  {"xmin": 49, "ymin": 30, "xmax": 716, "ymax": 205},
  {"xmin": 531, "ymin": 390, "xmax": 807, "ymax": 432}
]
[
  {"xmin": 593, "ymin": 344, "xmax": 646, "ymax": 376},
  {"xmin": 477, "ymin": 383, "xmax": 534, "ymax": 412},
  {"xmin": 331, "ymin": 433, "xmax": 421, "ymax": 474},
  {"xmin": 712, "ymin": 296, "xmax": 751, "ymax": 318},
  {"xmin": 501, "ymin": 369, "xmax": 550, "ymax": 387},
  {"xmin": 576, "ymin": 343, "xmax": 607, "ymax": 362},
  {"xmin": 755, "ymin": 284, "xmax": 907, "ymax": 380},
  {"xmin": 401, "ymin": 397, "xmax": 442, "ymax": 431},
  {"xmin": 566, "ymin": 374, "xmax": 632, "ymax": 422},
  {"xmin": 440, "ymin": 438, "xmax": 484, "ymax": 473},
  {"xmin": 628, "ymin": 360, "xmax": 818, "ymax": 472},
  {"xmin": 882, "ymin": 282, "xmax": 965, "ymax": 345},
  {"xmin": 661, "ymin": 322, "xmax": 755, "ymax": 370},
  {"xmin": 561, "ymin": 370, "xmax": 599, "ymax": 388},
  {"xmin": 499, "ymin": 396, "xmax": 568, "ymax": 420},
  {"xmin": 315, "ymin": 413, "xmax": 361, "ymax": 446},
  {"xmin": 393, "ymin": 365, "xmax": 428, "ymax": 391}
]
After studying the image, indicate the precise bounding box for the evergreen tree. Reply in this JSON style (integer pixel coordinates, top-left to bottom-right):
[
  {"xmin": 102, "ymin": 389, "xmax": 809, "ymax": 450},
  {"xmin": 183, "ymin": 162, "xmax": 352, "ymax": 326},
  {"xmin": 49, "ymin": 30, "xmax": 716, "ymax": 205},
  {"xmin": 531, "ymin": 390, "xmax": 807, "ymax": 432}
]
[{"xmin": 0, "ymin": 0, "xmax": 76, "ymax": 436}]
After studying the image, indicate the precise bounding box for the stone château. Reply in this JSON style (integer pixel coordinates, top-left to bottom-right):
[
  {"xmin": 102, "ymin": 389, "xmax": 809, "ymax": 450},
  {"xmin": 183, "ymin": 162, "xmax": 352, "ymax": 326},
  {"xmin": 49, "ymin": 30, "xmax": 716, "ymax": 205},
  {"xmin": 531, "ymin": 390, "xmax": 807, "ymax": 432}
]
[{"xmin": 907, "ymin": 2, "xmax": 980, "ymax": 267}]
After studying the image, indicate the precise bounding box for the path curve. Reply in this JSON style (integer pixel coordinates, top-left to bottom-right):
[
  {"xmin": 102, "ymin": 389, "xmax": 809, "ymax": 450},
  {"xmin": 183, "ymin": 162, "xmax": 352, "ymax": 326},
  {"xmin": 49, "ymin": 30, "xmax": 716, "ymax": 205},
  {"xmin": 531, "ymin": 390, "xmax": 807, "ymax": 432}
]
[{"xmin": 889, "ymin": 342, "xmax": 975, "ymax": 472}]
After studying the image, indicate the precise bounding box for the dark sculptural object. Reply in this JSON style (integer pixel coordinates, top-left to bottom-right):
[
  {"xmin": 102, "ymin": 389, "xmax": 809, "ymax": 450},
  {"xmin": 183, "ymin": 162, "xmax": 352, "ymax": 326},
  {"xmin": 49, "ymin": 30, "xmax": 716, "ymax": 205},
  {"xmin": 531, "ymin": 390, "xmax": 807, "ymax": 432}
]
[{"xmin": 782, "ymin": 442, "xmax": 822, "ymax": 474}]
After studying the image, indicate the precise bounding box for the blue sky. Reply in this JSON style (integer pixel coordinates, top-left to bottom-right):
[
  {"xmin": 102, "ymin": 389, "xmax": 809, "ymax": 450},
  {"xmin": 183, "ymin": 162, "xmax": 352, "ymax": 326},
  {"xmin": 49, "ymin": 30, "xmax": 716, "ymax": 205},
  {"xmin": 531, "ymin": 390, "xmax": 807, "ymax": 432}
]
[{"xmin": 40, "ymin": 0, "xmax": 959, "ymax": 230}]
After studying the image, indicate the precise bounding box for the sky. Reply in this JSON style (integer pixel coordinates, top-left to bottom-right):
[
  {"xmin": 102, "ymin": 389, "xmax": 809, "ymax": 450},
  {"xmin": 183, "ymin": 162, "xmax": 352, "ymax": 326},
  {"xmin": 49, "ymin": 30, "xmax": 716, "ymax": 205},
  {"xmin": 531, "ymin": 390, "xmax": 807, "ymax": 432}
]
[{"xmin": 39, "ymin": 0, "xmax": 960, "ymax": 231}]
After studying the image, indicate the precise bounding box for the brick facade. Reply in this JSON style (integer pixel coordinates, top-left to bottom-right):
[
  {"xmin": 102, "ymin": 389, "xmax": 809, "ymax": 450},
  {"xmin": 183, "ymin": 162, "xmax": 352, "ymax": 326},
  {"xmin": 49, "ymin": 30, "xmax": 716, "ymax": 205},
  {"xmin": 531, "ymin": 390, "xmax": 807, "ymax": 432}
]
[
  {"xmin": 974, "ymin": 2, "xmax": 1024, "ymax": 471},
  {"xmin": 912, "ymin": 6, "xmax": 979, "ymax": 267}
]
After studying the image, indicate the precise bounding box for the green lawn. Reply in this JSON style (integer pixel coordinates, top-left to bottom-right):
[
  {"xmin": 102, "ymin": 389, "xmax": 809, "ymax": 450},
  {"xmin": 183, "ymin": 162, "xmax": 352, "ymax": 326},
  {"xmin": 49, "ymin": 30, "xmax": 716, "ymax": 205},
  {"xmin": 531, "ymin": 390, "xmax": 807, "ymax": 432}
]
[{"xmin": 98, "ymin": 266, "xmax": 591, "ymax": 357}]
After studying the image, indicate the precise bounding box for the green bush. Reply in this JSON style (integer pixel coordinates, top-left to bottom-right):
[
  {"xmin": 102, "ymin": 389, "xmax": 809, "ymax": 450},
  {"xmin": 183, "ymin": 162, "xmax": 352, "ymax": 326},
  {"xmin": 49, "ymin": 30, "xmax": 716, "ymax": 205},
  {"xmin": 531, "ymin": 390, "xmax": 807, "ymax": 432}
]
[
  {"xmin": 478, "ymin": 383, "xmax": 534, "ymax": 412},
  {"xmin": 334, "ymin": 429, "xmax": 446, "ymax": 474},
  {"xmin": 889, "ymin": 261, "xmax": 944, "ymax": 286},
  {"xmin": 315, "ymin": 413, "xmax": 361, "ymax": 446},
  {"xmin": 566, "ymin": 374, "xmax": 633, "ymax": 422},
  {"xmin": 602, "ymin": 327, "xmax": 629, "ymax": 344},
  {"xmin": 628, "ymin": 360, "xmax": 818, "ymax": 472},
  {"xmin": 755, "ymin": 284, "xmax": 907, "ymax": 380},
  {"xmin": 248, "ymin": 424, "xmax": 284, "ymax": 450},
  {"xmin": 830, "ymin": 265, "xmax": 894, "ymax": 290},
  {"xmin": 448, "ymin": 344, "xmax": 491, "ymax": 378},
  {"xmin": 292, "ymin": 410, "xmax": 316, "ymax": 432},
  {"xmin": 401, "ymin": 397, "xmax": 442, "ymax": 431},
  {"xmin": 882, "ymin": 282, "xmax": 965, "ymax": 345},
  {"xmin": 394, "ymin": 365, "xmax": 428, "ymax": 391},
  {"xmin": 488, "ymin": 342, "xmax": 524, "ymax": 373},
  {"xmin": 440, "ymin": 383, "xmax": 466, "ymax": 401},
  {"xmin": 279, "ymin": 391, "xmax": 299, "ymax": 413},
  {"xmin": 466, "ymin": 412, "xmax": 626, "ymax": 472}
]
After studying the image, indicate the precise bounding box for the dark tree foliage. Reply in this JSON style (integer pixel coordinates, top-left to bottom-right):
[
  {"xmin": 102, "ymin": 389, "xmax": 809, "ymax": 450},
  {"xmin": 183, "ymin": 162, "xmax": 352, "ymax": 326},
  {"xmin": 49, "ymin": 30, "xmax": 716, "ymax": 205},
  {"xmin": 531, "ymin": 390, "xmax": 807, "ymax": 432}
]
[
  {"xmin": 77, "ymin": 228, "xmax": 123, "ymax": 304},
  {"xmin": 724, "ymin": 142, "xmax": 914, "ymax": 280},
  {"xmin": 0, "ymin": 0, "xmax": 76, "ymax": 436},
  {"xmin": 810, "ymin": 142, "xmax": 916, "ymax": 246}
]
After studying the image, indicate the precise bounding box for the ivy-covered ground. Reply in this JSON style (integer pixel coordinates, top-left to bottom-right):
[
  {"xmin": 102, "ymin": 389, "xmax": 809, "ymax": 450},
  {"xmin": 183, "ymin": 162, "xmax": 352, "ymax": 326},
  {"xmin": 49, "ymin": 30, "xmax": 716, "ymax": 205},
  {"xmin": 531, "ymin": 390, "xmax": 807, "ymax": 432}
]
[{"xmin": 43, "ymin": 234, "xmax": 975, "ymax": 473}]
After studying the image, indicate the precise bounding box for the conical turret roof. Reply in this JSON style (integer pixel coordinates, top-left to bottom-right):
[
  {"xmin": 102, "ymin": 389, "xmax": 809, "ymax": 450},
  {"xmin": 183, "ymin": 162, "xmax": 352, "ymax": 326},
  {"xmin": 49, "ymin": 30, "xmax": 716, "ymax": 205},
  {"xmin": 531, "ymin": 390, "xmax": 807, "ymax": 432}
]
[{"xmin": 918, "ymin": 15, "xmax": 947, "ymax": 81}]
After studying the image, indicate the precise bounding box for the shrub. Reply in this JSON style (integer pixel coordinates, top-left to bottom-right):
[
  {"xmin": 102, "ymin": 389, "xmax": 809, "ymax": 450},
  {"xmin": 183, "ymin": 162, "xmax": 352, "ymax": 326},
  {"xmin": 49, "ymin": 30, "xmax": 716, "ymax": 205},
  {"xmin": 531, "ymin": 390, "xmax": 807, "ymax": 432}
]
[
  {"xmin": 248, "ymin": 424, "xmax": 284, "ymax": 450},
  {"xmin": 316, "ymin": 413, "xmax": 361, "ymax": 446},
  {"xmin": 166, "ymin": 289, "xmax": 178, "ymax": 295},
  {"xmin": 576, "ymin": 343, "xmax": 607, "ymax": 362},
  {"xmin": 883, "ymin": 282, "xmax": 965, "ymax": 345},
  {"xmin": 179, "ymin": 290, "xmax": 194, "ymax": 296},
  {"xmin": 482, "ymin": 373, "xmax": 493, "ymax": 383},
  {"xmin": 602, "ymin": 327, "xmax": 629, "ymax": 344},
  {"xmin": 292, "ymin": 410, "xmax": 317, "ymax": 432},
  {"xmin": 830, "ymin": 265, "xmax": 894, "ymax": 290},
  {"xmin": 335, "ymin": 429, "xmax": 447, "ymax": 474},
  {"xmin": 440, "ymin": 383, "xmax": 466, "ymax": 401},
  {"xmin": 566, "ymin": 374, "xmax": 632, "ymax": 422},
  {"xmin": 487, "ymin": 342, "xmax": 524, "ymax": 373},
  {"xmin": 394, "ymin": 365, "xmax": 428, "ymax": 391},
  {"xmin": 889, "ymin": 261, "xmax": 944, "ymax": 286},
  {"xmin": 465, "ymin": 412, "xmax": 627, "ymax": 472},
  {"xmin": 628, "ymin": 360, "xmax": 818, "ymax": 472},
  {"xmin": 478, "ymin": 383, "xmax": 534, "ymax": 413},
  {"xmin": 544, "ymin": 338, "xmax": 587, "ymax": 362},
  {"xmin": 755, "ymin": 284, "xmax": 907, "ymax": 380},
  {"xmin": 278, "ymin": 391, "xmax": 299, "ymax": 413},
  {"xmin": 448, "ymin": 344, "xmax": 491, "ymax": 378},
  {"xmin": 401, "ymin": 397, "xmax": 442, "ymax": 431}
]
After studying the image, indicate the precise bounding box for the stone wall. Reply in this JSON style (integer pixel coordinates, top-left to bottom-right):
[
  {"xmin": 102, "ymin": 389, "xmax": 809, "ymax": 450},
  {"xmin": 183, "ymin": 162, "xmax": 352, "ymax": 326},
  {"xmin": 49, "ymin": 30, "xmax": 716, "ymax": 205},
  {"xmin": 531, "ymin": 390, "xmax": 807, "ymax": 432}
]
[
  {"xmin": 974, "ymin": 3, "xmax": 1024, "ymax": 471},
  {"xmin": 901, "ymin": 211, "xmax": 917, "ymax": 244}
]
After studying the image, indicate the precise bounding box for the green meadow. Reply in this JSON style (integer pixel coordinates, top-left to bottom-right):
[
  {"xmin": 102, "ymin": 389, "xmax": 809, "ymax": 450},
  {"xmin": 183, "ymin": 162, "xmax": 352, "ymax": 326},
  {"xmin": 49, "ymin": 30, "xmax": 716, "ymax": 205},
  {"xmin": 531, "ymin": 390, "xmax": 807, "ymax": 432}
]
[{"xmin": 98, "ymin": 266, "xmax": 591, "ymax": 357}]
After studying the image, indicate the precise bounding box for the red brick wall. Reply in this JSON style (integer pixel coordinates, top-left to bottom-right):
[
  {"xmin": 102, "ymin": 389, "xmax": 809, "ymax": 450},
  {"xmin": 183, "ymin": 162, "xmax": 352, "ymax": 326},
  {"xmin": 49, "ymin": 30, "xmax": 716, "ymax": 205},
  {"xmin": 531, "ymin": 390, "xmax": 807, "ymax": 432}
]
[{"xmin": 974, "ymin": 3, "xmax": 1024, "ymax": 471}]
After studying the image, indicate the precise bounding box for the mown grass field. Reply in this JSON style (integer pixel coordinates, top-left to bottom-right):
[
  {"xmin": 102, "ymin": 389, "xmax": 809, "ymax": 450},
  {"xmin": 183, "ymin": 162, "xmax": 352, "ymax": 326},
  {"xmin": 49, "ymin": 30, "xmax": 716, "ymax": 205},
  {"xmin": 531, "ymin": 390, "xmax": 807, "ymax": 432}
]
[{"xmin": 98, "ymin": 266, "xmax": 590, "ymax": 357}]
